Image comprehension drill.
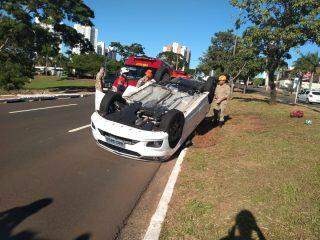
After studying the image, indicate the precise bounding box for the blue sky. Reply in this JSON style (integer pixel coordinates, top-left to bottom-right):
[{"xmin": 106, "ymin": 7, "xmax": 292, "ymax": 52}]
[{"xmin": 85, "ymin": 0, "xmax": 319, "ymax": 68}]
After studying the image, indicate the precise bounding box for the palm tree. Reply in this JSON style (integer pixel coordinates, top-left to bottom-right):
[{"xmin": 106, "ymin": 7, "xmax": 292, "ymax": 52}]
[{"xmin": 293, "ymin": 52, "xmax": 320, "ymax": 90}]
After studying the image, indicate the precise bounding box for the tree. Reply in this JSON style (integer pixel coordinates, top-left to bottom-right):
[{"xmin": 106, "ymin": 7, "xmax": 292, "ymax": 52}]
[
  {"xmin": 0, "ymin": 0, "xmax": 94, "ymax": 89},
  {"xmin": 293, "ymin": 52, "xmax": 320, "ymax": 90},
  {"xmin": 71, "ymin": 53, "xmax": 105, "ymax": 78},
  {"xmin": 199, "ymin": 30, "xmax": 263, "ymax": 91},
  {"xmin": 231, "ymin": 0, "xmax": 320, "ymax": 103},
  {"xmin": 36, "ymin": 43, "xmax": 59, "ymax": 75},
  {"xmin": 110, "ymin": 42, "xmax": 145, "ymax": 61},
  {"xmin": 157, "ymin": 51, "xmax": 185, "ymax": 70},
  {"xmin": 0, "ymin": 61, "xmax": 29, "ymax": 90},
  {"xmin": 105, "ymin": 59, "xmax": 122, "ymax": 74}
]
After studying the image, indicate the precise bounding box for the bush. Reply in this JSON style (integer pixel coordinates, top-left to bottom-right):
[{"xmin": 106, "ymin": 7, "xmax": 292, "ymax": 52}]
[
  {"xmin": 253, "ymin": 77, "xmax": 265, "ymax": 87},
  {"xmin": 0, "ymin": 61, "xmax": 29, "ymax": 90}
]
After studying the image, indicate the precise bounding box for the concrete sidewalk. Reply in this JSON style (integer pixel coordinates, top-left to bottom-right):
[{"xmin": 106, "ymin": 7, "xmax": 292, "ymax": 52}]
[{"xmin": 0, "ymin": 93, "xmax": 94, "ymax": 103}]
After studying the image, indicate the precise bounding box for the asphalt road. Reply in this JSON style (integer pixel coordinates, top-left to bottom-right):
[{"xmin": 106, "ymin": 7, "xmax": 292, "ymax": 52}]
[{"xmin": 0, "ymin": 96, "xmax": 161, "ymax": 240}]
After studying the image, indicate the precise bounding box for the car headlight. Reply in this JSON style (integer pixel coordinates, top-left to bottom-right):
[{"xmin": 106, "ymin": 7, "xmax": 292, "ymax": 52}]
[
  {"xmin": 147, "ymin": 141, "xmax": 163, "ymax": 148},
  {"xmin": 91, "ymin": 122, "xmax": 96, "ymax": 129},
  {"xmin": 309, "ymin": 94, "xmax": 313, "ymax": 97}
]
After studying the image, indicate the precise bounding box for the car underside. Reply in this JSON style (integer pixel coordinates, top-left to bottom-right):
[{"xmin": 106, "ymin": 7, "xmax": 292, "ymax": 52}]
[
  {"xmin": 92, "ymin": 77, "xmax": 216, "ymax": 159},
  {"xmin": 104, "ymin": 80, "xmax": 207, "ymax": 130}
]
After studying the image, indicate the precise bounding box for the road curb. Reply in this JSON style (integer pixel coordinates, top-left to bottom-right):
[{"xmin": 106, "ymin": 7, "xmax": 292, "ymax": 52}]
[
  {"xmin": 0, "ymin": 93, "xmax": 94, "ymax": 104},
  {"xmin": 143, "ymin": 148, "xmax": 188, "ymax": 240}
]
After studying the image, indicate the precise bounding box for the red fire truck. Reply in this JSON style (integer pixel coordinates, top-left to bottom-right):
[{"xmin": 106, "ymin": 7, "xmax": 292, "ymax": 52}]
[{"xmin": 112, "ymin": 56, "xmax": 173, "ymax": 92}]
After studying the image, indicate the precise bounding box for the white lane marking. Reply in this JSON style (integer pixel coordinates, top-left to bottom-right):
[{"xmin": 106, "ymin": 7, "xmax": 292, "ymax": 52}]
[
  {"xmin": 68, "ymin": 124, "xmax": 91, "ymax": 133},
  {"xmin": 9, "ymin": 104, "xmax": 78, "ymax": 114},
  {"xmin": 143, "ymin": 148, "xmax": 188, "ymax": 240}
]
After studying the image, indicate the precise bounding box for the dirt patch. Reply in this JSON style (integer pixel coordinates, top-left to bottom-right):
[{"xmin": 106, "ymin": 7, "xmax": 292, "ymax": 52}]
[
  {"xmin": 192, "ymin": 115, "xmax": 264, "ymax": 148},
  {"xmin": 227, "ymin": 115, "xmax": 264, "ymax": 132},
  {"xmin": 192, "ymin": 126, "xmax": 224, "ymax": 148}
]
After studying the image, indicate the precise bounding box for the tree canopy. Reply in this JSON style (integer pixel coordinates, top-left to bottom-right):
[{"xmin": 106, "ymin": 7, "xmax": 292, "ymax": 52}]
[
  {"xmin": 0, "ymin": 0, "xmax": 95, "ymax": 89},
  {"xmin": 294, "ymin": 52, "xmax": 320, "ymax": 75},
  {"xmin": 231, "ymin": 0, "xmax": 320, "ymax": 102},
  {"xmin": 110, "ymin": 42, "xmax": 145, "ymax": 61},
  {"xmin": 199, "ymin": 30, "xmax": 263, "ymax": 83},
  {"xmin": 157, "ymin": 51, "xmax": 185, "ymax": 70},
  {"xmin": 293, "ymin": 52, "xmax": 320, "ymax": 89},
  {"xmin": 71, "ymin": 53, "xmax": 105, "ymax": 77}
]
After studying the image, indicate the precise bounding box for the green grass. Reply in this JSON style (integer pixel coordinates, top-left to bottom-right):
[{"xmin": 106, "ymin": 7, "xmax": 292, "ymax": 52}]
[
  {"xmin": 160, "ymin": 93, "xmax": 320, "ymax": 240},
  {"xmin": 25, "ymin": 75, "xmax": 95, "ymax": 90}
]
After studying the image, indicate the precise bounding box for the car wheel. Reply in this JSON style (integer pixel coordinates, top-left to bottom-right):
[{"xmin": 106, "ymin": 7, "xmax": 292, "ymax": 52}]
[
  {"xmin": 99, "ymin": 91, "xmax": 126, "ymax": 117},
  {"xmin": 160, "ymin": 110, "xmax": 185, "ymax": 148},
  {"xmin": 201, "ymin": 77, "xmax": 217, "ymax": 104}
]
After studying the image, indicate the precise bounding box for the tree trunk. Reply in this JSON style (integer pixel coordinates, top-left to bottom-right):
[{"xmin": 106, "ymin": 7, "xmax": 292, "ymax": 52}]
[
  {"xmin": 265, "ymin": 71, "xmax": 269, "ymax": 91},
  {"xmin": 294, "ymin": 76, "xmax": 302, "ymax": 104},
  {"xmin": 45, "ymin": 55, "xmax": 49, "ymax": 76},
  {"xmin": 268, "ymin": 70, "xmax": 277, "ymax": 104},
  {"xmin": 243, "ymin": 77, "xmax": 249, "ymax": 94},
  {"xmin": 275, "ymin": 70, "xmax": 281, "ymax": 89},
  {"xmin": 0, "ymin": 38, "xmax": 9, "ymax": 52},
  {"xmin": 230, "ymin": 77, "xmax": 234, "ymax": 97},
  {"xmin": 309, "ymin": 72, "xmax": 314, "ymax": 90}
]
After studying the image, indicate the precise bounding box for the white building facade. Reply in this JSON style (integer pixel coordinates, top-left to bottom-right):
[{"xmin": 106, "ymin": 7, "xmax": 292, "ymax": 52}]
[
  {"xmin": 163, "ymin": 42, "xmax": 191, "ymax": 68},
  {"xmin": 96, "ymin": 41, "xmax": 106, "ymax": 56},
  {"xmin": 72, "ymin": 24, "xmax": 99, "ymax": 54}
]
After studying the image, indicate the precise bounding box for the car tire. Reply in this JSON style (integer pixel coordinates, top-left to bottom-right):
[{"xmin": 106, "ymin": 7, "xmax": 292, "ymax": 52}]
[
  {"xmin": 160, "ymin": 110, "xmax": 185, "ymax": 148},
  {"xmin": 99, "ymin": 91, "xmax": 126, "ymax": 117},
  {"xmin": 154, "ymin": 67, "xmax": 170, "ymax": 83},
  {"xmin": 202, "ymin": 76, "xmax": 217, "ymax": 104}
]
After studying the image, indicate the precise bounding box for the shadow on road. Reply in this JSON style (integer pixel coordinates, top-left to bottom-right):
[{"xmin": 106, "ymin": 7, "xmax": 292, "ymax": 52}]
[
  {"xmin": 73, "ymin": 233, "xmax": 91, "ymax": 240},
  {"xmin": 220, "ymin": 210, "xmax": 266, "ymax": 240},
  {"xmin": 0, "ymin": 198, "xmax": 92, "ymax": 240},
  {"xmin": 0, "ymin": 198, "xmax": 53, "ymax": 240}
]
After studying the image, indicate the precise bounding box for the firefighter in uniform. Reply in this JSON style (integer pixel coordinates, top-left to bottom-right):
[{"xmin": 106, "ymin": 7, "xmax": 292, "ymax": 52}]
[
  {"xmin": 136, "ymin": 69, "xmax": 153, "ymax": 88},
  {"xmin": 210, "ymin": 75, "xmax": 231, "ymax": 127}
]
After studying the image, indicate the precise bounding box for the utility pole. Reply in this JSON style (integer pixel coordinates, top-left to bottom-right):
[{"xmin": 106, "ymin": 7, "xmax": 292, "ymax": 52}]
[
  {"xmin": 294, "ymin": 73, "xmax": 302, "ymax": 104},
  {"xmin": 230, "ymin": 36, "xmax": 238, "ymax": 95}
]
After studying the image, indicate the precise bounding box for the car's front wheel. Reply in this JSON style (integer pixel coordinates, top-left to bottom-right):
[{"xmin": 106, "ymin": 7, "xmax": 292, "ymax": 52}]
[
  {"xmin": 99, "ymin": 91, "xmax": 126, "ymax": 117},
  {"xmin": 160, "ymin": 110, "xmax": 185, "ymax": 148}
]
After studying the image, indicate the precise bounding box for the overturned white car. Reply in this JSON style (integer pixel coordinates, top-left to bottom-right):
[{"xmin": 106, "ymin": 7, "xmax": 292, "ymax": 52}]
[{"xmin": 91, "ymin": 77, "xmax": 216, "ymax": 160}]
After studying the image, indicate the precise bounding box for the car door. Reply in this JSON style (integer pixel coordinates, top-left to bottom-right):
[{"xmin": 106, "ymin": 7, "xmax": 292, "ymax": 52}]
[{"xmin": 182, "ymin": 94, "xmax": 210, "ymax": 140}]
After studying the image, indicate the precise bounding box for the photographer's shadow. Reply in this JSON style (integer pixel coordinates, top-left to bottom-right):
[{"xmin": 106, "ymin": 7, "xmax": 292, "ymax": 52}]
[
  {"xmin": 0, "ymin": 198, "xmax": 53, "ymax": 240},
  {"xmin": 220, "ymin": 210, "xmax": 266, "ymax": 240}
]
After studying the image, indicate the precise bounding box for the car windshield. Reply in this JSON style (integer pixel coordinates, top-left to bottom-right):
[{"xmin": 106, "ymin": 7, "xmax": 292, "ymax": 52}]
[
  {"xmin": 311, "ymin": 91, "xmax": 320, "ymax": 95},
  {"xmin": 125, "ymin": 65, "xmax": 156, "ymax": 80}
]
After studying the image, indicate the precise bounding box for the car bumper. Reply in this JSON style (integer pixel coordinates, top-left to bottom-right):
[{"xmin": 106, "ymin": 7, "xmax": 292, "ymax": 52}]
[
  {"xmin": 309, "ymin": 97, "xmax": 320, "ymax": 103},
  {"xmin": 91, "ymin": 112, "xmax": 174, "ymax": 160}
]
